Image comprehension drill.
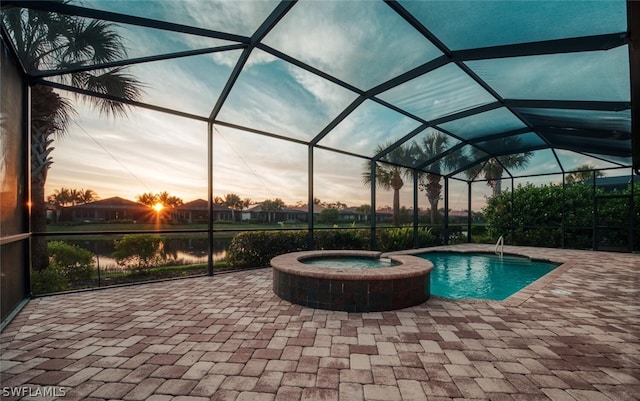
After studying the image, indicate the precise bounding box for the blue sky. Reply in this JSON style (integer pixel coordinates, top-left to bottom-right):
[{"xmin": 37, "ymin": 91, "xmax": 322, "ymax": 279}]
[{"xmin": 45, "ymin": 0, "xmax": 631, "ymax": 210}]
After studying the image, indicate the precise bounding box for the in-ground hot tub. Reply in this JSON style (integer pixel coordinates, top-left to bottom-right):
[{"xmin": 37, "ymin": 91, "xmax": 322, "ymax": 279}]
[{"xmin": 271, "ymin": 250, "xmax": 434, "ymax": 312}]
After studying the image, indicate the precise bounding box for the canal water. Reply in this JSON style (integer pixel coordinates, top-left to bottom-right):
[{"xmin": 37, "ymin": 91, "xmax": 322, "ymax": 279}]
[{"xmin": 63, "ymin": 236, "xmax": 231, "ymax": 270}]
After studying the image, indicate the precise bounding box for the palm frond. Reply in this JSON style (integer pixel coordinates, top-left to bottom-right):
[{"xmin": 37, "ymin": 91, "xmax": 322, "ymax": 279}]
[
  {"xmin": 30, "ymin": 85, "xmax": 76, "ymax": 136},
  {"xmin": 77, "ymin": 68, "xmax": 145, "ymax": 117},
  {"xmin": 62, "ymin": 19, "xmax": 127, "ymax": 65}
]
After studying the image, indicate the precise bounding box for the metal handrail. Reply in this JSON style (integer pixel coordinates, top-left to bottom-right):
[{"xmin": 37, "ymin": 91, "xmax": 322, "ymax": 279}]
[{"xmin": 495, "ymin": 235, "xmax": 504, "ymax": 257}]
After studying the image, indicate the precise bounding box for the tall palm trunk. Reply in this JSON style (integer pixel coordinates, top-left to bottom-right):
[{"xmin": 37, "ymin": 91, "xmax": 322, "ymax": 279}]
[
  {"xmin": 30, "ymin": 85, "xmax": 70, "ymax": 271},
  {"xmin": 486, "ymin": 162, "xmax": 504, "ymax": 196},
  {"xmin": 489, "ymin": 178, "xmax": 502, "ymax": 196},
  {"xmin": 30, "ymin": 181, "xmax": 49, "ymax": 271},
  {"xmin": 390, "ymin": 172, "xmax": 403, "ymax": 227},
  {"xmin": 425, "ymin": 173, "xmax": 442, "ymax": 225}
]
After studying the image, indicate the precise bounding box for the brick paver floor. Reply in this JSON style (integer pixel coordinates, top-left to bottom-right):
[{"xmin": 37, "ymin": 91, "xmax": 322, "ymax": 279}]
[{"xmin": 1, "ymin": 245, "xmax": 638, "ymax": 400}]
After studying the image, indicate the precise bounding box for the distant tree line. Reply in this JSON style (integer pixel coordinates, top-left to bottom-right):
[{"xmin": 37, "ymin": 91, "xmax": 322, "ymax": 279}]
[
  {"xmin": 47, "ymin": 188, "xmax": 98, "ymax": 207},
  {"xmin": 136, "ymin": 191, "xmax": 184, "ymax": 208}
]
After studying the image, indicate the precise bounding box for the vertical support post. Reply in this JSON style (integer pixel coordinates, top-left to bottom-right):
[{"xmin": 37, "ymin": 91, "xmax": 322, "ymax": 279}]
[
  {"xmin": 207, "ymin": 123, "xmax": 214, "ymax": 276},
  {"xmin": 561, "ymin": 172, "xmax": 566, "ymax": 248},
  {"xmin": 629, "ymin": 168, "xmax": 635, "ymax": 251},
  {"xmin": 24, "ymin": 76, "xmax": 32, "ymax": 296},
  {"xmin": 629, "ymin": 0, "xmax": 640, "ymax": 175},
  {"xmin": 413, "ymin": 169, "xmax": 419, "ymax": 248},
  {"xmin": 308, "ymin": 145, "xmax": 315, "ymax": 250},
  {"xmin": 370, "ymin": 160, "xmax": 377, "ymax": 250},
  {"xmin": 444, "ymin": 177, "xmax": 449, "ymax": 245},
  {"xmin": 592, "ymin": 170, "xmax": 597, "ymax": 250},
  {"xmin": 467, "ymin": 181, "xmax": 472, "ymax": 243},
  {"xmin": 628, "ymin": 0, "xmax": 638, "ymax": 246},
  {"xmin": 510, "ymin": 178, "xmax": 515, "ymax": 243}
]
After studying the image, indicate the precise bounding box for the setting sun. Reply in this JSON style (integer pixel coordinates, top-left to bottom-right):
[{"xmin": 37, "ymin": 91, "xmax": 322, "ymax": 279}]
[{"xmin": 152, "ymin": 202, "xmax": 164, "ymax": 212}]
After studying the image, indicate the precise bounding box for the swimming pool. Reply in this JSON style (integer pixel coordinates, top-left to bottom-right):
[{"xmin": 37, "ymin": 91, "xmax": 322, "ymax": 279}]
[
  {"xmin": 303, "ymin": 256, "xmax": 398, "ymax": 269},
  {"xmin": 417, "ymin": 252, "xmax": 558, "ymax": 301}
]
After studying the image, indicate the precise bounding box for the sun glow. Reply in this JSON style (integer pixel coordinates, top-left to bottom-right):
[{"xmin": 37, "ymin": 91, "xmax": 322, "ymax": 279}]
[{"xmin": 152, "ymin": 202, "xmax": 164, "ymax": 212}]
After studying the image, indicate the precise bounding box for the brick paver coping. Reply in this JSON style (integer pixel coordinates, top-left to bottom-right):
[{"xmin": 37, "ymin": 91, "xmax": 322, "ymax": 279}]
[
  {"xmin": 271, "ymin": 250, "xmax": 433, "ymax": 280},
  {"xmin": 1, "ymin": 244, "xmax": 638, "ymax": 401},
  {"xmin": 271, "ymin": 250, "xmax": 434, "ymax": 312}
]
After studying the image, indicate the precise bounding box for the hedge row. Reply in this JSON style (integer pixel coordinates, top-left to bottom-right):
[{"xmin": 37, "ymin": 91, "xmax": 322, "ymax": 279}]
[
  {"xmin": 483, "ymin": 183, "xmax": 639, "ymax": 250},
  {"xmin": 226, "ymin": 227, "xmax": 436, "ymax": 268}
]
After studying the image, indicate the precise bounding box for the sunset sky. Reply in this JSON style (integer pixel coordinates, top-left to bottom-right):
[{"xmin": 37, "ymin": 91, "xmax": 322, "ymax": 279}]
[{"xmin": 43, "ymin": 0, "xmax": 630, "ymax": 210}]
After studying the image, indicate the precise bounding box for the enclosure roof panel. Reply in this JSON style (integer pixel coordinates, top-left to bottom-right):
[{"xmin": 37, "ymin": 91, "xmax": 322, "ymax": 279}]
[
  {"xmin": 261, "ymin": 0, "xmax": 443, "ymax": 91},
  {"xmin": 317, "ymin": 99, "xmax": 422, "ymax": 158},
  {"xmin": 1, "ymin": 0, "xmax": 635, "ymax": 180},
  {"xmin": 465, "ymin": 46, "xmax": 630, "ymax": 102},
  {"xmin": 216, "ymin": 49, "xmax": 360, "ymax": 142},
  {"xmin": 377, "ymin": 63, "xmax": 497, "ymax": 123},
  {"xmin": 439, "ymin": 108, "xmax": 527, "ymax": 142},
  {"xmin": 400, "ymin": 0, "xmax": 627, "ymax": 50},
  {"xmin": 70, "ymin": 0, "xmax": 281, "ymax": 37}
]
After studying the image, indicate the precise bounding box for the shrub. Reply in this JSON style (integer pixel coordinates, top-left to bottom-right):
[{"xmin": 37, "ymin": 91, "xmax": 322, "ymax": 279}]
[
  {"xmin": 483, "ymin": 182, "xmax": 639, "ymax": 250},
  {"xmin": 314, "ymin": 229, "xmax": 369, "ymax": 250},
  {"xmin": 48, "ymin": 241, "xmax": 94, "ymax": 281},
  {"xmin": 112, "ymin": 234, "xmax": 168, "ymax": 270},
  {"xmin": 377, "ymin": 226, "xmax": 435, "ymax": 252},
  {"xmin": 31, "ymin": 264, "xmax": 68, "ymax": 294},
  {"xmin": 470, "ymin": 225, "xmax": 487, "ymax": 238},
  {"xmin": 226, "ymin": 227, "xmax": 439, "ymax": 268},
  {"xmin": 319, "ymin": 208, "xmax": 340, "ymax": 224},
  {"xmin": 226, "ymin": 230, "xmax": 308, "ymax": 268}
]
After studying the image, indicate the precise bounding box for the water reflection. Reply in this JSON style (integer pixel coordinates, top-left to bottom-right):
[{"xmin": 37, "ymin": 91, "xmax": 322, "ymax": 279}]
[{"xmin": 66, "ymin": 236, "xmax": 231, "ymax": 270}]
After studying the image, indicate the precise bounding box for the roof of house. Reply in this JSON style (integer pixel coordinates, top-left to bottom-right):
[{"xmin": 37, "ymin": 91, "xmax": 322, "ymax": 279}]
[
  {"xmin": 66, "ymin": 196, "xmax": 147, "ymax": 209},
  {"xmin": 339, "ymin": 207, "xmax": 363, "ymax": 215},
  {"xmin": 178, "ymin": 199, "xmax": 232, "ymax": 211},
  {"xmin": 584, "ymin": 175, "xmax": 639, "ymax": 190},
  {"xmin": 288, "ymin": 204, "xmax": 325, "ymax": 213}
]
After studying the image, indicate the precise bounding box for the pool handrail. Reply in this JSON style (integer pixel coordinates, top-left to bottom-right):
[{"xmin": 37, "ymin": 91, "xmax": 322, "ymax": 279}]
[{"xmin": 495, "ymin": 235, "xmax": 504, "ymax": 258}]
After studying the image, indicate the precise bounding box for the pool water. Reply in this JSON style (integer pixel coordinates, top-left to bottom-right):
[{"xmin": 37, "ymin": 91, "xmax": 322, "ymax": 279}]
[
  {"xmin": 418, "ymin": 252, "xmax": 558, "ymax": 301},
  {"xmin": 303, "ymin": 256, "xmax": 397, "ymax": 269}
]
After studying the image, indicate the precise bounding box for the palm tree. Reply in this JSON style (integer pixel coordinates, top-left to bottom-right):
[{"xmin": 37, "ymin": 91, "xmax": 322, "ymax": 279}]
[
  {"xmin": 77, "ymin": 189, "xmax": 99, "ymax": 204},
  {"xmin": 137, "ymin": 192, "xmax": 158, "ymax": 208},
  {"xmin": 565, "ymin": 164, "xmax": 604, "ymax": 184},
  {"xmin": 4, "ymin": 6, "xmax": 144, "ymax": 270},
  {"xmin": 362, "ymin": 142, "xmax": 416, "ymax": 227},
  {"xmin": 261, "ymin": 198, "xmax": 285, "ymax": 223},
  {"xmin": 415, "ymin": 131, "xmax": 460, "ymax": 225},
  {"xmin": 47, "ymin": 187, "xmax": 98, "ymax": 223},
  {"xmin": 47, "ymin": 187, "xmax": 98, "ymax": 206},
  {"xmin": 157, "ymin": 192, "xmax": 183, "ymax": 222},
  {"xmin": 355, "ymin": 204, "xmax": 371, "ymax": 222},
  {"xmin": 466, "ymin": 152, "xmax": 531, "ymax": 196},
  {"xmin": 46, "ymin": 187, "xmax": 72, "ymax": 223},
  {"xmin": 156, "ymin": 191, "xmax": 183, "ymax": 208},
  {"xmin": 137, "ymin": 192, "xmax": 183, "ymax": 222},
  {"xmin": 222, "ymin": 193, "xmax": 244, "ymax": 222},
  {"xmin": 465, "ymin": 145, "xmax": 532, "ymax": 196},
  {"xmin": 47, "ymin": 187, "xmax": 73, "ymax": 207}
]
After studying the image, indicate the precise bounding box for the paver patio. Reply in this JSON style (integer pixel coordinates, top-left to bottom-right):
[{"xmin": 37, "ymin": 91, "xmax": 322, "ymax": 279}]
[{"xmin": 1, "ymin": 244, "xmax": 638, "ymax": 401}]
